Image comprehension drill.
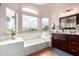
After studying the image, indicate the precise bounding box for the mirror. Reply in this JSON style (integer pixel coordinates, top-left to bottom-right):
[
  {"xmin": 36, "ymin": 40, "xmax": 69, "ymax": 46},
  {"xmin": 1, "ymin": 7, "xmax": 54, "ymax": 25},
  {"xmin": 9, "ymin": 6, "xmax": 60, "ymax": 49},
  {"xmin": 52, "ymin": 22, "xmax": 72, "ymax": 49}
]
[{"xmin": 59, "ymin": 15, "xmax": 78, "ymax": 29}]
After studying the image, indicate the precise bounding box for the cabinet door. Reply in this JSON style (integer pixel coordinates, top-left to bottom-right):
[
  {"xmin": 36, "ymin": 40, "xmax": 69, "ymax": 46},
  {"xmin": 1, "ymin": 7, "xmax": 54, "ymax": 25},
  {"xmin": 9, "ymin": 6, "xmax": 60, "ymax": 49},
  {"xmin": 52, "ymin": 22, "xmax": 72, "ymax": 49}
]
[
  {"xmin": 54, "ymin": 38, "xmax": 61, "ymax": 48},
  {"xmin": 60, "ymin": 35, "xmax": 67, "ymax": 51},
  {"xmin": 53, "ymin": 34, "xmax": 67, "ymax": 50},
  {"xmin": 53, "ymin": 35, "xmax": 61, "ymax": 48}
]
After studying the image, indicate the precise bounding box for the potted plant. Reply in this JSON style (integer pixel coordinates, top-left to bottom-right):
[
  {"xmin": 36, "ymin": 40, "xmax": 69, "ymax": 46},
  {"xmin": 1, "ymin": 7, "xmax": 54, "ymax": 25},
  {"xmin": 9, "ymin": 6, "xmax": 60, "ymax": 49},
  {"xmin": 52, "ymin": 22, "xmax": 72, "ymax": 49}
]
[{"xmin": 8, "ymin": 29, "xmax": 16, "ymax": 39}]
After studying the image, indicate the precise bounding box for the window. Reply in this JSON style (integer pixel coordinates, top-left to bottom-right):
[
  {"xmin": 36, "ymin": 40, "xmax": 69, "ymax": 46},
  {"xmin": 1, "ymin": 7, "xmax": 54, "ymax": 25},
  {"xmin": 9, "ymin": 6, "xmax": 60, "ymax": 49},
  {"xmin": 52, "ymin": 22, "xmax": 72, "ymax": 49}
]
[
  {"xmin": 6, "ymin": 8, "xmax": 16, "ymax": 30},
  {"xmin": 22, "ymin": 15, "xmax": 38, "ymax": 32},
  {"xmin": 22, "ymin": 8, "xmax": 38, "ymax": 15},
  {"xmin": 42, "ymin": 18, "xmax": 49, "ymax": 31}
]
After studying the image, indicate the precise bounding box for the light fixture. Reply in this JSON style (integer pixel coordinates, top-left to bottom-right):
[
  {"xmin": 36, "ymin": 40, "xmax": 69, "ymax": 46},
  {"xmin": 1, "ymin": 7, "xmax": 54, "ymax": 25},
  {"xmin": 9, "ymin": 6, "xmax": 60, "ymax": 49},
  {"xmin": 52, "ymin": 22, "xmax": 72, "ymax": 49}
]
[{"xmin": 62, "ymin": 9, "xmax": 74, "ymax": 16}]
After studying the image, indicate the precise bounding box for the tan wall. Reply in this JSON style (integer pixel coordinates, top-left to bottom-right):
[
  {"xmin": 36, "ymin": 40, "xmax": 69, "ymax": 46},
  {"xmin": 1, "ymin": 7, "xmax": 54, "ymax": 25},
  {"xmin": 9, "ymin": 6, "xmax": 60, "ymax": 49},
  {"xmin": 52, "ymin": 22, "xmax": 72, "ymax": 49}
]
[{"xmin": 0, "ymin": 4, "xmax": 7, "ymax": 35}]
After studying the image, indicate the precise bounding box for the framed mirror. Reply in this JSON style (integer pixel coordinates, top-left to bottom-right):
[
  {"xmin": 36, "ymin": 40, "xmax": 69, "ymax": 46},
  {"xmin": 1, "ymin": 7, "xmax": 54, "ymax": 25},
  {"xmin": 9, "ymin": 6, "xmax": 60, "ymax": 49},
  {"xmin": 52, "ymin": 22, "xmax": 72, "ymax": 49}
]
[{"xmin": 59, "ymin": 14, "xmax": 79, "ymax": 29}]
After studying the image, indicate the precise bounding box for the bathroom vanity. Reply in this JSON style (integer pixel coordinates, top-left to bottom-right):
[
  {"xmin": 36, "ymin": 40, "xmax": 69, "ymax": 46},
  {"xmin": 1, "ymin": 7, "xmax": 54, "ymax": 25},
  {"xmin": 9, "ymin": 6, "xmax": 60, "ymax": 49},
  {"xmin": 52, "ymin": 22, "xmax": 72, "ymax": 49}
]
[
  {"xmin": 52, "ymin": 33, "xmax": 79, "ymax": 56},
  {"xmin": 51, "ymin": 13, "xmax": 79, "ymax": 56}
]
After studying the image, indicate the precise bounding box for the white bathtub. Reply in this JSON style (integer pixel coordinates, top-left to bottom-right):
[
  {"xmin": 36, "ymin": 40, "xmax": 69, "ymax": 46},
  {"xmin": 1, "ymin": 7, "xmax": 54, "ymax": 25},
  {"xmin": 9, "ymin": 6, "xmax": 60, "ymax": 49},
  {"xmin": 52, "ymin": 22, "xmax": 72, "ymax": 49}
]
[
  {"xmin": 17, "ymin": 33, "xmax": 49, "ymax": 55},
  {"xmin": 0, "ymin": 32, "xmax": 51, "ymax": 56},
  {"xmin": 24, "ymin": 38, "xmax": 48, "ymax": 55}
]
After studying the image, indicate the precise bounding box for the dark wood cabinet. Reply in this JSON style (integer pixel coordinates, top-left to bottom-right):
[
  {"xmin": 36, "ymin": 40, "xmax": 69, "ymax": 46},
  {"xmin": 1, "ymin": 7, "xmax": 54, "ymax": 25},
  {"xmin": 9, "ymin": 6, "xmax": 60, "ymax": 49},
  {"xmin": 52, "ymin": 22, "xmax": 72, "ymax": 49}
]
[
  {"xmin": 53, "ymin": 34, "xmax": 67, "ymax": 51},
  {"xmin": 52, "ymin": 13, "xmax": 79, "ymax": 55},
  {"xmin": 53, "ymin": 34, "xmax": 60, "ymax": 48},
  {"xmin": 52, "ymin": 33, "xmax": 79, "ymax": 56},
  {"xmin": 68, "ymin": 35, "xmax": 79, "ymax": 56}
]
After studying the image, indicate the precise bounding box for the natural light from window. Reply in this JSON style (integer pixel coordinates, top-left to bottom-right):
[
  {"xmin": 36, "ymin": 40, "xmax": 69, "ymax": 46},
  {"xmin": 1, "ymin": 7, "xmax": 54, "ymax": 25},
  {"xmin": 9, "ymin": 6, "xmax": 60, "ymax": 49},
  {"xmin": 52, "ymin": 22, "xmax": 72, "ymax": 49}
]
[
  {"xmin": 6, "ymin": 8, "xmax": 16, "ymax": 30},
  {"xmin": 42, "ymin": 18, "xmax": 49, "ymax": 31},
  {"xmin": 22, "ymin": 15, "xmax": 38, "ymax": 32}
]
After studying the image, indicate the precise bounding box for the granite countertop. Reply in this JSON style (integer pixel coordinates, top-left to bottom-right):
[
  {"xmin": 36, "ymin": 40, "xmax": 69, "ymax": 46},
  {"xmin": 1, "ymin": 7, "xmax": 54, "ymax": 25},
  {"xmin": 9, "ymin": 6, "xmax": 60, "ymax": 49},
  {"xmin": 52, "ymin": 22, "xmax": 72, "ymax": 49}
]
[{"xmin": 52, "ymin": 32, "xmax": 79, "ymax": 35}]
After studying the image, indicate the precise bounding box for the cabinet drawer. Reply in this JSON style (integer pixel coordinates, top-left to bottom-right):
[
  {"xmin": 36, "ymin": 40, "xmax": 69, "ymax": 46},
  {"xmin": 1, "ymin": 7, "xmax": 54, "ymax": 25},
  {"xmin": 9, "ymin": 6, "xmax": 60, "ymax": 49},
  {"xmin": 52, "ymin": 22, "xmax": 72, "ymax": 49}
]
[
  {"xmin": 68, "ymin": 35, "xmax": 77, "ymax": 38},
  {"xmin": 68, "ymin": 35, "xmax": 79, "ymax": 42},
  {"xmin": 68, "ymin": 35, "xmax": 77, "ymax": 39},
  {"xmin": 68, "ymin": 45, "xmax": 79, "ymax": 55},
  {"xmin": 69, "ymin": 38, "xmax": 79, "ymax": 42},
  {"xmin": 68, "ymin": 40, "xmax": 79, "ymax": 47}
]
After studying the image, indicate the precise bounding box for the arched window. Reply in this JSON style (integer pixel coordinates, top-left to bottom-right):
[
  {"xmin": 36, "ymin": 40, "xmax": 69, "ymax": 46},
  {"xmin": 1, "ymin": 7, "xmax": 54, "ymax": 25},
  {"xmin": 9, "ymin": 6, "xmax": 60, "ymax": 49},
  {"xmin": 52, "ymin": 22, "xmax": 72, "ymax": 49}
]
[
  {"xmin": 22, "ymin": 7, "xmax": 38, "ymax": 15},
  {"xmin": 22, "ymin": 7, "xmax": 38, "ymax": 32}
]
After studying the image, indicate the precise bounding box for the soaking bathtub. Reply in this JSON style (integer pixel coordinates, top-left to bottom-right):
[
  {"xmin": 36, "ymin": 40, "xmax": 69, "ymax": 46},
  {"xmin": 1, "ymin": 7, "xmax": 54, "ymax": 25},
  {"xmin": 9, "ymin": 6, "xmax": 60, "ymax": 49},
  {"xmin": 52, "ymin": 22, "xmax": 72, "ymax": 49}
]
[
  {"xmin": 17, "ymin": 33, "xmax": 49, "ymax": 56},
  {"xmin": 24, "ymin": 38, "xmax": 48, "ymax": 55}
]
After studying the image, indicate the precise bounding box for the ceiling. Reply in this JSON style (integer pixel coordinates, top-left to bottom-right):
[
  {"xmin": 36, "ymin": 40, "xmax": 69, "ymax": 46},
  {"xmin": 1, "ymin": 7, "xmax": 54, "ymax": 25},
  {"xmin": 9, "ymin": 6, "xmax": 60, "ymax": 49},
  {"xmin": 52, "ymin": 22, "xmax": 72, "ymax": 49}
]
[{"xmin": 2, "ymin": 3, "xmax": 79, "ymax": 17}]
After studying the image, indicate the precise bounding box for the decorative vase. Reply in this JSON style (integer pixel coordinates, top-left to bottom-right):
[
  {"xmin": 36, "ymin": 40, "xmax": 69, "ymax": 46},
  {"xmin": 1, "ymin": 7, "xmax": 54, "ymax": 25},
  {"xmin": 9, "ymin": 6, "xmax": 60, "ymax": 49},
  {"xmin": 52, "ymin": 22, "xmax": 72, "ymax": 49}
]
[{"xmin": 10, "ymin": 35, "xmax": 15, "ymax": 40}]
